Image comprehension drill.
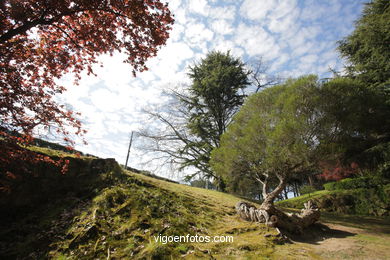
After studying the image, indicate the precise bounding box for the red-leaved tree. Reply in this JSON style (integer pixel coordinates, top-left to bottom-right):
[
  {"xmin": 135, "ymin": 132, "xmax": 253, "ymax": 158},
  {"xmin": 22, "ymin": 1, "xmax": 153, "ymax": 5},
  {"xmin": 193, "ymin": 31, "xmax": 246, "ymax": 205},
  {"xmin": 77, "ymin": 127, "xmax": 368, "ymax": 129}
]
[
  {"xmin": 319, "ymin": 160, "xmax": 359, "ymax": 181},
  {"xmin": 0, "ymin": 0, "xmax": 174, "ymax": 192}
]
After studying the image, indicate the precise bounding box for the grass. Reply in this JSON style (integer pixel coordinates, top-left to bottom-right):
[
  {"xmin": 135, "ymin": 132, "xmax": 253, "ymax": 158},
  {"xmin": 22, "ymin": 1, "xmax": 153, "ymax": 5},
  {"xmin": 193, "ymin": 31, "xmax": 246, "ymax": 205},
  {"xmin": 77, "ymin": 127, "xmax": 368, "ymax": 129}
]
[
  {"xmin": 1, "ymin": 147, "xmax": 390, "ymax": 259},
  {"xmin": 119, "ymin": 170, "xmax": 282, "ymax": 259},
  {"xmin": 276, "ymin": 191, "xmax": 390, "ymax": 260},
  {"xmin": 277, "ymin": 186, "xmax": 390, "ymax": 217},
  {"xmin": 27, "ymin": 145, "xmax": 94, "ymax": 158},
  {"xmin": 320, "ymin": 212, "xmax": 390, "ymax": 233},
  {"xmin": 274, "ymin": 189, "xmax": 370, "ymax": 210},
  {"xmin": 276, "ymin": 190, "xmax": 331, "ymax": 207},
  {"xmin": 0, "ymin": 161, "xmax": 281, "ymax": 259}
]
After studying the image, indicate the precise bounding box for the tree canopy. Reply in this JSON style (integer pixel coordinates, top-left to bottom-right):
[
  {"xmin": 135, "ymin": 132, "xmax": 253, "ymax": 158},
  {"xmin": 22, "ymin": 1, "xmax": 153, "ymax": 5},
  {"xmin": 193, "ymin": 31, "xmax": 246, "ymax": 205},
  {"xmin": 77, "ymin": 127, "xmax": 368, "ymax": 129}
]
[
  {"xmin": 0, "ymin": 0, "xmax": 174, "ymax": 191},
  {"xmin": 182, "ymin": 51, "xmax": 249, "ymax": 182},
  {"xmin": 212, "ymin": 70, "xmax": 390, "ymax": 203},
  {"xmin": 337, "ymin": 0, "xmax": 390, "ymax": 85},
  {"xmin": 211, "ymin": 75, "xmax": 323, "ymax": 204},
  {"xmin": 337, "ymin": 0, "xmax": 390, "ymax": 179},
  {"xmin": 140, "ymin": 51, "xmax": 249, "ymax": 189}
]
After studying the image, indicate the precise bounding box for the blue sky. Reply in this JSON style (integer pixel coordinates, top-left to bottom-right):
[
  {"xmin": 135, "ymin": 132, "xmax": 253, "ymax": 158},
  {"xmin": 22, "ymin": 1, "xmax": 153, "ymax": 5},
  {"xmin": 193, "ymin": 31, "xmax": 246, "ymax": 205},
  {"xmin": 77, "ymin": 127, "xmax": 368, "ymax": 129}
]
[{"xmin": 56, "ymin": 0, "xmax": 365, "ymax": 180}]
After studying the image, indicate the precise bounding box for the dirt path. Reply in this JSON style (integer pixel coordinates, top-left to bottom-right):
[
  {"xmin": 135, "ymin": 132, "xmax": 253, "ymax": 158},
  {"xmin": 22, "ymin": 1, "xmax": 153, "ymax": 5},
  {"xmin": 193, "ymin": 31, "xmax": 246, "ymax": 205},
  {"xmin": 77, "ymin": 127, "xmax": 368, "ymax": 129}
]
[{"xmin": 301, "ymin": 221, "xmax": 390, "ymax": 260}]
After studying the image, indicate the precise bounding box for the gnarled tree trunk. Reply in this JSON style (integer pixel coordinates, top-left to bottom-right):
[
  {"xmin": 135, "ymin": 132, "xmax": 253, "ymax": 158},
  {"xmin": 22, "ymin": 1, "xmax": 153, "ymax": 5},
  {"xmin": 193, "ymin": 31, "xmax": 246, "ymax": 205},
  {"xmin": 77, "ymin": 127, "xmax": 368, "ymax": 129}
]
[
  {"xmin": 236, "ymin": 200, "xmax": 320, "ymax": 234},
  {"xmin": 238, "ymin": 172, "xmax": 320, "ymax": 234}
]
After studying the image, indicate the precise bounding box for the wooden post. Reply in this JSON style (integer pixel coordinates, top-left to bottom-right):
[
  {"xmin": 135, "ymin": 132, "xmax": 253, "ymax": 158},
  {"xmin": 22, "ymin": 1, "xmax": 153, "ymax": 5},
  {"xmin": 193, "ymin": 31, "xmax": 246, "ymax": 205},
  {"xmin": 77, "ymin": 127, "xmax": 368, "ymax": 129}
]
[{"xmin": 124, "ymin": 131, "xmax": 134, "ymax": 169}]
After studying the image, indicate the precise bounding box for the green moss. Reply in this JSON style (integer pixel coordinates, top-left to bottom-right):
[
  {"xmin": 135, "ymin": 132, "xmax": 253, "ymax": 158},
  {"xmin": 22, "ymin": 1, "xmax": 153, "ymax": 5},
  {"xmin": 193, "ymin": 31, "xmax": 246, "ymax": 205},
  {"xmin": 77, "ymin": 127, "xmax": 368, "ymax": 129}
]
[
  {"xmin": 4, "ymin": 146, "xmax": 390, "ymax": 259},
  {"xmin": 27, "ymin": 145, "xmax": 90, "ymax": 158},
  {"xmin": 0, "ymin": 156, "xmax": 285, "ymax": 260}
]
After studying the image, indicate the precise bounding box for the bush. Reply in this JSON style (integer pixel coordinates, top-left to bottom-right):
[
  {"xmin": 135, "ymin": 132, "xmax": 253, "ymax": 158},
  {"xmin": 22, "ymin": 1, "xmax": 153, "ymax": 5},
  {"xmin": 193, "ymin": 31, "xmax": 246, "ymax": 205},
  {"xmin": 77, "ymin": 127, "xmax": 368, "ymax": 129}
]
[
  {"xmin": 278, "ymin": 186, "xmax": 390, "ymax": 216},
  {"xmin": 323, "ymin": 177, "xmax": 384, "ymax": 191},
  {"xmin": 349, "ymin": 186, "xmax": 390, "ymax": 216},
  {"xmin": 323, "ymin": 182, "xmax": 337, "ymax": 191},
  {"xmin": 299, "ymin": 185, "xmax": 317, "ymax": 195}
]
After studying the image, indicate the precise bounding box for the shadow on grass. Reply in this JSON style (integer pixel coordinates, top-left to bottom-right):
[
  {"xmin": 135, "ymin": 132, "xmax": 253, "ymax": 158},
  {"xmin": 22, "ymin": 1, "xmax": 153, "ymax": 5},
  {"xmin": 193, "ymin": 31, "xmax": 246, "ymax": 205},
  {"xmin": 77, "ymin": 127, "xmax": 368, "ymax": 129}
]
[
  {"xmin": 281, "ymin": 206, "xmax": 390, "ymax": 235},
  {"xmin": 286, "ymin": 222, "xmax": 356, "ymax": 245},
  {"xmin": 321, "ymin": 212, "xmax": 390, "ymax": 234},
  {"xmin": 0, "ymin": 194, "xmax": 90, "ymax": 259}
]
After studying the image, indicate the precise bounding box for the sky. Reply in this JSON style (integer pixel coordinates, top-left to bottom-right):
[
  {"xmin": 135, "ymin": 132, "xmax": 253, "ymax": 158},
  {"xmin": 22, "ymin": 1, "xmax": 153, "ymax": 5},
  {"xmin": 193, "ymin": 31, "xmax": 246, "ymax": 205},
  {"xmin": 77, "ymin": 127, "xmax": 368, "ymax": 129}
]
[{"xmin": 56, "ymin": 0, "xmax": 366, "ymax": 181}]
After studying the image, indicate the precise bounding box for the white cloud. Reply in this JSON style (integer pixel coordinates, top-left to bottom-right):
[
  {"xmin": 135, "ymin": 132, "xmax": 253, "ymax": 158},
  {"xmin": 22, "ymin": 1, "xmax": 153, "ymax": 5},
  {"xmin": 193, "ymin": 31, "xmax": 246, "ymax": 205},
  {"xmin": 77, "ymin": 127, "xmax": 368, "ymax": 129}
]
[
  {"xmin": 169, "ymin": 23, "xmax": 185, "ymax": 42},
  {"xmin": 184, "ymin": 22, "xmax": 214, "ymax": 48},
  {"xmin": 291, "ymin": 40, "xmax": 324, "ymax": 57},
  {"xmin": 89, "ymin": 89, "xmax": 124, "ymax": 112},
  {"xmin": 173, "ymin": 8, "xmax": 189, "ymax": 25},
  {"xmin": 271, "ymin": 0, "xmax": 298, "ymax": 19},
  {"xmin": 188, "ymin": 0, "xmax": 210, "ymax": 16},
  {"xmin": 267, "ymin": 4, "xmax": 300, "ymax": 34},
  {"xmin": 300, "ymin": 54, "xmax": 318, "ymax": 64},
  {"xmin": 211, "ymin": 19, "xmax": 234, "ymax": 35},
  {"xmin": 208, "ymin": 5, "xmax": 236, "ymax": 20},
  {"xmin": 270, "ymin": 53, "xmax": 289, "ymax": 72},
  {"xmin": 240, "ymin": 0, "xmax": 276, "ymax": 20},
  {"xmin": 52, "ymin": 0, "xmax": 366, "ymax": 179},
  {"xmin": 234, "ymin": 23, "xmax": 280, "ymax": 59},
  {"xmin": 168, "ymin": 0, "xmax": 182, "ymax": 10},
  {"xmin": 212, "ymin": 36, "xmax": 245, "ymax": 57},
  {"xmin": 147, "ymin": 41, "xmax": 194, "ymax": 84}
]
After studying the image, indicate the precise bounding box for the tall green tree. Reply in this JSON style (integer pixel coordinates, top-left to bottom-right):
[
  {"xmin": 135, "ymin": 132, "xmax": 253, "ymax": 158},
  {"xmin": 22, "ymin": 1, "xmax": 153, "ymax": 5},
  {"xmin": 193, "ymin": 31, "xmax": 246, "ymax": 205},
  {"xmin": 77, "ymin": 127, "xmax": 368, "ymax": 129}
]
[
  {"xmin": 337, "ymin": 0, "xmax": 390, "ymax": 179},
  {"xmin": 182, "ymin": 51, "xmax": 249, "ymax": 185},
  {"xmin": 186, "ymin": 51, "xmax": 249, "ymax": 140},
  {"xmin": 318, "ymin": 77, "xmax": 390, "ymax": 179},
  {"xmin": 337, "ymin": 0, "xmax": 390, "ymax": 86},
  {"xmin": 211, "ymin": 75, "xmax": 322, "ymax": 206},
  {"xmin": 140, "ymin": 51, "xmax": 249, "ymax": 190},
  {"xmin": 211, "ymin": 76, "xmax": 326, "ymax": 233}
]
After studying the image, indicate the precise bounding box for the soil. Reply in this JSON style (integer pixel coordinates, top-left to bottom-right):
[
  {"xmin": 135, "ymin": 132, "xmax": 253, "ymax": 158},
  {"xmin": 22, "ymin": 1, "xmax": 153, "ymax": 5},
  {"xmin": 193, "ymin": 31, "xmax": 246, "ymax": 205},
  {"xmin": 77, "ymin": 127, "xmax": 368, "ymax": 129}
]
[{"xmin": 286, "ymin": 218, "xmax": 390, "ymax": 260}]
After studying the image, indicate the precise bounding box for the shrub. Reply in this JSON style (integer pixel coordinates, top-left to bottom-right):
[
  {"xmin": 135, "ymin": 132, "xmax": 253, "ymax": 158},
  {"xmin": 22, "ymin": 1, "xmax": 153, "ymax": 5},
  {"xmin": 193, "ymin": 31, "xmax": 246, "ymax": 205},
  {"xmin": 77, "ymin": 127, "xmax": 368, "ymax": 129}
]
[
  {"xmin": 323, "ymin": 177, "xmax": 384, "ymax": 191},
  {"xmin": 323, "ymin": 182, "xmax": 337, "ymax": 191},
  {"xmin": 279, "ymin": 187, "xmax": 390, "ymax": 216},
  {"xmin": 299, "ymin": 185, "xmax": 317, "ymax": 195}
]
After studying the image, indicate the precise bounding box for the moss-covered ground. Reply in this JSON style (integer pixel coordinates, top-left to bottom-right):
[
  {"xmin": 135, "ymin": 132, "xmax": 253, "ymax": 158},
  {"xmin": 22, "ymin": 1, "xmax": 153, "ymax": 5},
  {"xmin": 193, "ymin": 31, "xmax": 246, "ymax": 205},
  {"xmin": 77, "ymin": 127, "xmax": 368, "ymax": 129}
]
[
  {"xmin": 1, "ymin": 152, "xmax": 389, "ymax": 259},
  {"xmin": 0, "ymin": 164, "xmax": 282, "ymax": 259}
]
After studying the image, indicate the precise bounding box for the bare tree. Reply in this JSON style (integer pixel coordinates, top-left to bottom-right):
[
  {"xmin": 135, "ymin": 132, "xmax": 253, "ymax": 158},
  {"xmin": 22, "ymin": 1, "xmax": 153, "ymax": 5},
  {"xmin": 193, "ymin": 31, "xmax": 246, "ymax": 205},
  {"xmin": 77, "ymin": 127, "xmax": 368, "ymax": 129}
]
[
  {"xmin": 137, "ymin": 53, "xmax": 280, "ymax": 189},
  {"xmin": 246, "ymin": 56, "xmax": 282, "ymax": 93},
  {"xmin": 137, "ymin": 90, "xmax": 219, "ymax": 182}
]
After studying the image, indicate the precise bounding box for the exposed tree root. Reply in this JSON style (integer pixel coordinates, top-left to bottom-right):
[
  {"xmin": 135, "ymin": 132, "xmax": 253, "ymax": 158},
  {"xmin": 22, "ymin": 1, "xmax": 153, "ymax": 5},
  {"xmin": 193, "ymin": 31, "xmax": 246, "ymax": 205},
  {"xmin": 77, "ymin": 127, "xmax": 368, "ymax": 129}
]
[{"xmin": 236, "ymin": 200, "xmax": 320, "ymax": 234}]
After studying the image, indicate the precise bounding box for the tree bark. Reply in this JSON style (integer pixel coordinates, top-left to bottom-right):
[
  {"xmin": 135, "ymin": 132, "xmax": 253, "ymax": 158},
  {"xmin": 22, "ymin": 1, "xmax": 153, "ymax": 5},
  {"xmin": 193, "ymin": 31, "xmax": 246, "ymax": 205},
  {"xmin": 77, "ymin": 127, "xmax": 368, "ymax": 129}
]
[
  {"xmin": 294, "ymin": 182, "xmax": 300, "ymax": 197},
  {"xmin": 216, "ymin": 177, "xmax": 226, "ymax": 192},
  {"xmin": 283, "ymin": 186, "xmax": 288, "ymax": 200},
  {"xmin": 236, "ymin": 200, "xmax": 320, "ymax": 234},
  {"xmin": 308, "ymin": 175, "xmax": 314, "ymax": 186},
  {"xmin": 260, "ymin": 172, "xmax": 287, "ymax": 209},
  {"xmin": 243, "ymin": 169, "xmax": 319, "ymax": 234}
]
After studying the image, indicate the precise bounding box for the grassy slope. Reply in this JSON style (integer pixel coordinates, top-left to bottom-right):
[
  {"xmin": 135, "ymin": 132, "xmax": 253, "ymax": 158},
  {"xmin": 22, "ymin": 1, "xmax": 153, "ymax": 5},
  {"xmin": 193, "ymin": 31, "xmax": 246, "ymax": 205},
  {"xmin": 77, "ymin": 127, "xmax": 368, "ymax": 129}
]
[
  {"xmin": 1, "ymin": 146, "xmax": 390, "ymax": 259},
  {"xmin": 276, "ymin": 190, "xmax": 332, "ymax": 209},
  {"xmin": 0, "ymin": 157, "xmax": 280, "ymax": 259},
  {"xmin": 27, "ymin": 145, "xmax": 95, "ymax": 158},
  {"xmin": 49, "ymin": 170, "xmax": 282, "ymax": 259},
  {"xmin": 126, "ymin": 171, "xmax": 284, "ymax": 259}
]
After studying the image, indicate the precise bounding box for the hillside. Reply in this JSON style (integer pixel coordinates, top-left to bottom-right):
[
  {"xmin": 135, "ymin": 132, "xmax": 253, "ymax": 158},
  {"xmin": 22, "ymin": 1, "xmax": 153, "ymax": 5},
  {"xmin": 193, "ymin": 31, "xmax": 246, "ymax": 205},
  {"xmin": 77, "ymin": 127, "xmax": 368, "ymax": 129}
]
[{"xmin": 1, "ymin": 150, "xmax": 390, "ymax": 259}]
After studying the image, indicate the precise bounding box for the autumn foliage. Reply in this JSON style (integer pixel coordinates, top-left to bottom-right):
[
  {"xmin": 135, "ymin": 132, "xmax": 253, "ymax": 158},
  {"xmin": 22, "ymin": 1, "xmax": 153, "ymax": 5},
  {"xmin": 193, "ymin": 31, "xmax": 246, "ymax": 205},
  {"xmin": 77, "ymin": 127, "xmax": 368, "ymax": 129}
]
[
  {"xmin": 319, "ymin": 160, "xmax": 359, "ymax": 181},
  {"xmin": 0, "ymin": 0, "xmax": 174, "ymax": 191}
]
